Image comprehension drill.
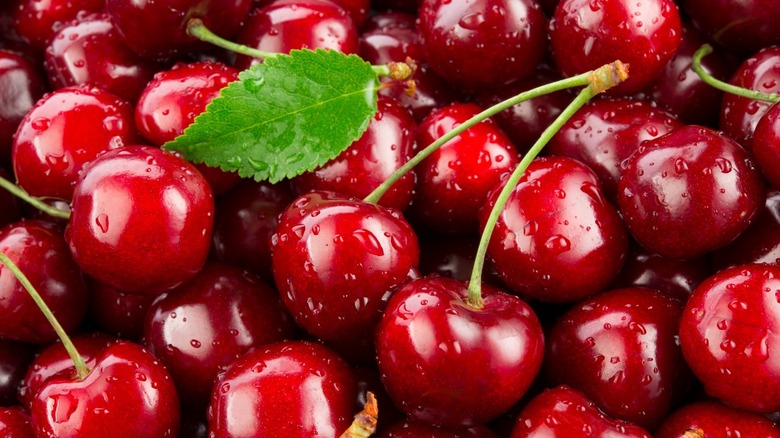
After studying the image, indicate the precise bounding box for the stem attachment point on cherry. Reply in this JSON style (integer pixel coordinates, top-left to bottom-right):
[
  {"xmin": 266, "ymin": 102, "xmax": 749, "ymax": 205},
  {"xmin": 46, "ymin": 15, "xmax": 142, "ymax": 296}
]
[{"xmin": 692, "ymin": 44, "xmax": 780, "ymax": 103}]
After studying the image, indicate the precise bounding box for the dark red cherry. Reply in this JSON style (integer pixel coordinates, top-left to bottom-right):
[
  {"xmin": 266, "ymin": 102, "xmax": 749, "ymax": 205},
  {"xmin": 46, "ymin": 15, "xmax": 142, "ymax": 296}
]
[
  {"xmin": 30, "ymin": 341, "xmax": 180, "ymax": 437},
  {"xmin": 12, "ymin": 85, "xmax": 139, "ymax": 201},
  {"xmin": 211, "ymin": 180, "xmax": 293, "ymax": 283},
  {"xmin": 291, "ymin": 96, "xmax": 417, "ymax": 210},
  {"xmin": 208, "ymin": 340, "xmax": 357, "ymax": 437},
  {"xmin": 43, "ymin": 13, "xmax": 159, "ymax": 101},
  {"xmin": 371, "ymin": 0, "xmax": 420, "ymax": 14},
  {"xmin": 87, "ymin": 281, "xmax": 155, "ymax": 341},
  {"xmin": 712, "ymin": 190, "xmax": 780, "ymax": 270},
  {"xmin": 545, "ymin": 287, "xmax": 690, "ymax": 429},
  {"xmin": 752, "ymin": 102, "xmax": 780, "ymax": 189},
  {"xmin": 480, "ymin": 156, "xmax": 628, "ymax": 303},
  {"xmin": 510, "ymin": 385, "xmax": 652, "ymax": 437},
  {"xmin": 411, "ymin": 102, "xmax": 520, "ymax": 234},
  {"xmin": 679, "ymin": 264, "xmax": 780, "ymax": 413},
  {"xmin": 105, "ymin": 0, "xmax": 253, "ymax": 59},
  {"xmin": 547, "ymin": 98, "xmax": 682, "ymax": 200},
  {"xmin": 65, "ymin": 146, "xmax": 214, "ymax": 294},
  {"xmin": 0, "ymin": 50, "xmax": 46, "ymax": 164},
  {"xmin": 271, "ymin": 191, "xmax": 419, "ymax": 356},
  {"xmin": 0, "ymin": 220, "xmax": 88, "ymax": 344},
  {"xmin": 656, "ymin": 400, "xmax": 780, "ymax": 437},
  {"xmin": 12, "ymin": 0, "xmax": 105, "ymax": 51},
  {"xmin": 0, "ymin": 339, "xmax": 35, "ymax": 407},
  {"xmin": 682, "ymin": 0, "xmax": 780, "ymax": 55},
  {"xmin": 418, "ymin": 0, "xmax": 547, "ymax": 91},
  {"xmin": 720, "ymin": 46, "xmax": 780, "ymax": 149},
  {"xmin": 379, "ymin": 419, "xmax": 498, "ymax": 437},
  {"xmin": 549, "ymin": 0, "xmax": 682, "ymax": 95},
  {"xmin": 143, "ymin": 262, "xmax": 295, "ymax": 409},
  {"xmin": 617, "ymin": 125, "xmax": 765, "ymax": 260},
  {"xmin": 0, "ymin": 168, "xmax": 21, "ymax": 229},
  {"xmin": 418, "ymin": 231, "xmax": 478, "ymax": 282},
  {"xmin": 0, "ymin": 407, "xmax": 34, "ymax": 438},
  {"xmin": 233, "ymin": 0, "xmax": 359, "ymax": 70},
  {"xmin": 375, "ymin": 277, "xmax": 544, "ymax": 428},
  {"xmin": 0, "ymin": 4, "xmax": 36, "ymax": 61}
]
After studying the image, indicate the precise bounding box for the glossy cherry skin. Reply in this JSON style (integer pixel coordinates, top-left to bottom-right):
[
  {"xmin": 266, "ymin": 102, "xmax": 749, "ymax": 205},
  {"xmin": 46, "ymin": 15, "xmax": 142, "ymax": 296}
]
[
  {"xmin": 679, "ymin": 264, "xmax": 780, "ymax": 413},
  {"xmin": 0, "ymin": 220, "xmax": 88, "ymax": 343},
  {"xmin": 418, "ymin": 0, "xmax": 547, "ymax": 91},
  {"xmin": 379, "ymin": 419, "xmax": 498, "ymax": 437},
  {"xmin": 0, "ymin": 50, "xmax": 46, "ymax": 164},
  {"xmin": 65, "ymin": 146, "xmax": 214, "ymax": 294},
  {"xmin": 87, "ymin": 281, "xmax": 155, "ymax": 340},
  {"xmin": 106, "ymin": 0, "xmax": 253, "ymax": 59},
  {"xmin": 546, "ymin": 287, "xmax": 690, "ymax": 429},
  {"xmin": 547, "ymin": 98, "xmax": 683, "ymax": 200},
  {"xmin": 292, "ymin": 96, "xmax": 417, "ymax": 210},
  {"xmin": 271, "ymin": 191, "xmax": 419, "ymax": 353},
  {"xmin": 682, "ymin": 0, "xmax": 780, "ymax": 55},
  {"xmin": 510, "ymin": 385, "xmax": 652, "ymax": 437},
  {"xmin": 655, "ymin": 400, "xmax": 780, "ymax": 437},
  {"xmin": 480, "ymin": 156, "xmax": 628, "ymax": 303},
  {"xmin": 549, "ymin": 0, "xmax": 682, "ymax": 95},
  {"xmin": 12, "ymin": 85, "xmax": 139, "ymax": 201},
  {"xmin": 752, "ymin": 102, "xmax": 780, "ymax": 189},
  {"xmin": 712, "ymin": 191, "xmax": 780, "ymax": 270},
  {"xmin": 143, "ymin": 262, "xmax": 295, "ymax": 409},
  {"xmin": 0, "ymin": 407, "xmax": 34, "ymax": 438},
  {"xmin": 12, "ymin": 0, "xmax": 105, "ymax": 51},
  {"xmin": 208, "ymin": 340, "xmax": 357, "ymax": 438},
  {"xmin": 720, "ymin": 46, "xmax": 780, "ymax": 149},
  {"xmin": 17, "ymin": 333, "xmax": 116, "ymax": 410},
  {"xmin": 0, "ymin": 339, "xmax": 35, "ymax": 406},
  {"xmin": 211, "ymin": 180, "xmax": 293, "ymax": 283},
  {"xmin": 30, "ymin": 341, "xmax": 180, "ymax": 437},
  {"xmin": 411, "ymin": 102, "xmax": 520, "ymax": 234},
  {"xmin": 375, "ymin": 277, "xmax": 545, "ymax": 428},
  {"xmin": 618, "ymin": 125, "xmax": 765, "ymax": 260},
  {"xmin": 234, "ymin": 0, "xmax": 359, "ymax": 70},
  {"xmin": 43, "ymin": 13, "xmax": 159, "ymax": 102}
]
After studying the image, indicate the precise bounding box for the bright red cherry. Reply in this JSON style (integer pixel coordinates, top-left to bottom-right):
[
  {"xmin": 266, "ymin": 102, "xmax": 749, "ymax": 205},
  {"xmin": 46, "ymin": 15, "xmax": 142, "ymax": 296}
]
[
  {"xmin": 549, "ymin": 0, "xmax": 682, "ymax": 95},
  {"xmin": 712, "ymin": 190, "xmax": 780, "ymax": 270},
  {"xmin": 480, "ymin": 156, "xmax": 628, "ymax": 303},
  {"xmin": 0, "ymin": 50, "xmax": 46, "ymax": 164},
  {"xmin": 617, "ymin": 125, "xmax": 765, "ymax": 260},
  {"xmin": 655, "ymin": 401, "xmax": 780, "ymax": 437},
  {"xmin": 65, "ymin": 146, "xmax": 214, "ymax": 294},
  {"xmin": 679, "ymin": 264, "xmax": 780, "ymax": 413},
  {"xmin": 208, "ymin": 340, "xmax": 357, "ymax": 438},
  {"xmin": 12, "ymin": 0, "xmax": 105, "ymax": 51},
  {"xmin": 682, "ymin": 0, "xmax": 780, "ymax": 55},
  {"xmin": 752, "ymin": 102, "xmax": 780, "ymax": 189},
  {"xmin": 12, "ymin": 85, "xmax": 139, "ymax": 201},
  {"xmin": 375, "ymin": 276, "xmax": 544, "ymax": 428},
  {"xmin": 0, "ymin": 406, "xmax": 34, "ymax": 438},
  {"xmin": 417, "ymin": 0, "xmax": 547, "ymax": 91},
  {"xmin": 0, "ymin": 339, "xmax": 35, "ymax": 407},
  {"xmin": 30, "ymin": 341, "xmax": 180, "ymax": 437}
]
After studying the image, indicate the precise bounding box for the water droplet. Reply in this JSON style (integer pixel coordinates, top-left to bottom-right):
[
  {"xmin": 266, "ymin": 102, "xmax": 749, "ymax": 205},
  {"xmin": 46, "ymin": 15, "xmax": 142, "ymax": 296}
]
[
  {"xmin": 190, "ymin": 339, "xmax": 202, "ymax": 348},
  {"xmin": 352, "ymin": 229, "xmax": 384, "ymax": 256},
  {"xmin": 95, "ymin": 213, "xmax": 109, "ymax": 233},
  {"xmin": 544, "ymin": 235, "xmax": 571, "ymax": 254}
]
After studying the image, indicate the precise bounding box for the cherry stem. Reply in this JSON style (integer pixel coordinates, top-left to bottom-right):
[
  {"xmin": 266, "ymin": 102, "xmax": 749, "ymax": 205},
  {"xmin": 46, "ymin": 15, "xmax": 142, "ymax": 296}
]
[
  {"xmin": 363, "ymin": 70, "xmax": 599, "ymax": 205},
  {"xmin": 186, "ymin": 19, "xmax": 412, "ymax": 80},
  {"xmin": 340, "ymin": 392, "xmax": 378, "ymax": 438},
  {"xmin": 465, "ymin": 61, "xmax": 629, "ymax": 308},
  {"xmin": 0, "ymin": 252, "xmax": 90, "ymax": 380},
  {"xmin": 0, "ymin": 176, "xmax": 70, "ymax": 220},
  {"xmin": 692, "ymin": 44, "xmax": 780, "ymax": 103}
]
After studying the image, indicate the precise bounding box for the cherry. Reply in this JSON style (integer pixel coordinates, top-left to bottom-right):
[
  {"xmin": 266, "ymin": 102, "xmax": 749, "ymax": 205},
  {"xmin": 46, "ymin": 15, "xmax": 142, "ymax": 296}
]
[
  {"xmin": 0, "ymin": 339, "xmax": 35, "ymax": 406},
  {"xmin": 679, "ymin": 264, "xmax": 780, "ymax": 413},
  {"xmin": 510, "ymin": 385, "xmax": 652, "ymax": 437},
  {"xmin": 0, "ymin": 406, "xmax": 34, "ymax": 438},
  {"xmin": 105, "ymin": 0, "xmax": 253, "ymax": 59},
  {"xmin": 411, "ymin": 102, "xmax": 520, "ymax": 234},
  {"xmin": 379, "ymin": 419, "xmax": 498, "ymax": 437},
  {"xmin": 0, "ymin": 5, "xmax": 36, "ymax": 62},
  {"xmin": 351, "ymin": 366, "xmax": 402, "ymax": 433},
  {"xmin": 233, "ymin": 0, "xmax": 359, "ymax": 70},
  {"xmin": 682, "ymin": 0, "xmax": 780, "ymax": 55},
  {"xmin": 12, "ymin": 85, "xmax": 139, "ymax": 201},
  {"xmin": 0, "ymin": 50, "xmax": 46, "ymax": 165},
  {"xmin": 87, "ymin": 281, "xmax": 155, "ymax": 340},
  {"xmin": 271, "ymin": 191, "xmax": 419, "ymax": 360},
  {"xmin": 291, "ymin": 96, "xmax": 417, "ymax": 210},
  {"xmin": 712, "ymin": 190, "xmax": 780, "ymax": 270},
  {"xmin": 549, "ymin": 0, "xmax": 682, "ymax": 95},
  {"xmin": 751, "ymin": 102, "xmax": 780, "ymax": 189},
  {"xmin": 545, "ymin": 287, "xmax": 691, "ymax": 429},
  {"xmin": 618, "ymin": 125, "xmax": 766, "ymax": 260},
  {"xmin": 0, "ymin": 169, "xmax": 21, "ymax": 229},
  {"xmin": 0, "ymin": 220, "xmax": 88, "ymax": 344},
  {"xmin": 12, "ymin": 0, "xmax": 105, "ymax": 51},
  {"xmin": 480, "ymin": 156, "xmax": 628, "ymax": 303},
  {"xmin": 208, "ymin": 340, "xmax": 357, "ymax": 437},
  {"xmin": 65, "ymin": 146, "xmax": 214, "ymax": 294},
  {"xmin": 43, "ymin": 13, "xmax": 159, "ymax": 102},
  {"xmin": 142, "ymin": 262, "xmax": 295, "ymax": 409},
  {"xmin": 655, "ymin": 400, "xmax": 780, "ymax": 437},
  {"xmin": 375, "ymin": 276, "xmax": 544, "ymax": 428},
  {"xmin": 30, "ymin": 340, "xmax": 180, "ymax": 437},
  {"xmin": 417, "ymin": 0, "xmax": 547, "ymax": 91}
]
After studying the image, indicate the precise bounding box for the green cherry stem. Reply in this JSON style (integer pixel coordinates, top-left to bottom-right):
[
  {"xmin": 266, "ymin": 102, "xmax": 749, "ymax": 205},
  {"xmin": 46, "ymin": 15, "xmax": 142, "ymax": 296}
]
[
  {"xmin": 465, "ymin": 61, "xmax": 629, "ymax": 308},
  {"xmin": 0, "ymin": 176, "xmax": 70, "ymax": 220},
  {"xmin": 0, "ymin": 252, "xmax": 90, "ymax": 380},
  {"xmin": 692, "ymin": 44, "xmax": 780, "ymax": 103}
]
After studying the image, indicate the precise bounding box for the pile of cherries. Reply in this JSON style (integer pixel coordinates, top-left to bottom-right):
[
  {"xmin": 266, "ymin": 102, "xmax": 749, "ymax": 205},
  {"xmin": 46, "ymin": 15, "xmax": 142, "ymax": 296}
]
[{"xmin": 3, "ymin": 0, "xmax": 780, "ymax": 436}]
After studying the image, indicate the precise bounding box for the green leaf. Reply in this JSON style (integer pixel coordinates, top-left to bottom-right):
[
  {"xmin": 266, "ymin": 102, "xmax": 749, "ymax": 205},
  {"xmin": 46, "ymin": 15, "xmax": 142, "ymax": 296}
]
[{"xmin": 162, "ymin": 49, "xmax": 379, "ymax": 183}]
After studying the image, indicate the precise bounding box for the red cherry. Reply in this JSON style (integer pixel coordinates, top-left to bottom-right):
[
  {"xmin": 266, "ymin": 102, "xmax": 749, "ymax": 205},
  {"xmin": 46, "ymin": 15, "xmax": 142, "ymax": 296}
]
[
  {"xmin": 0, "ymin": 50, "xmax": 46, "ymax": 164},
  {"xmin": 712, "ymin": 190, "xmax": 780, "ymax": 270},
  {"xmin": 208, "ymin": 340, "xmax": 357, "ymax": 437},
  {"xmin": 65, "ymin": 146, "xmax": 214, "ymax": 294},
  {"xmin": 752, "ymin": 102, "xmax": 780, "ymax": 189},
  {"xmin": 655, "ymin": 401, "xmax": 780, "ymax": 437},
  {"xmin": 12, "ymin": 0, "xmax": 105, "ymax": 51},
  {"xmin": 682, "ymin": 0, "xmax": 780, "ymax": 55},
  {"xmin": 30, "ymin": 341, "xmax": 180, "ymax": 437},
  {"xmin": 679, "ymin": 264, "xmax": 780, "ymax": 413},
  {"xmin": 0, "ymin": 339, "xmax": 35, "ymax": 406},
  {"xmin": 379, "ymin": 419, "xmax": 498, "ymax": 437},
  {"xmin": 375, "ymin": 276, "xmax": 544, "ymax": 428},
  {"xmin": 0, "ymin": 406, "xmax": 34, "ymax": 438},
  {"xmin": 87, "ymin": 281, "xmax": 155, "ymax": 341}
]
